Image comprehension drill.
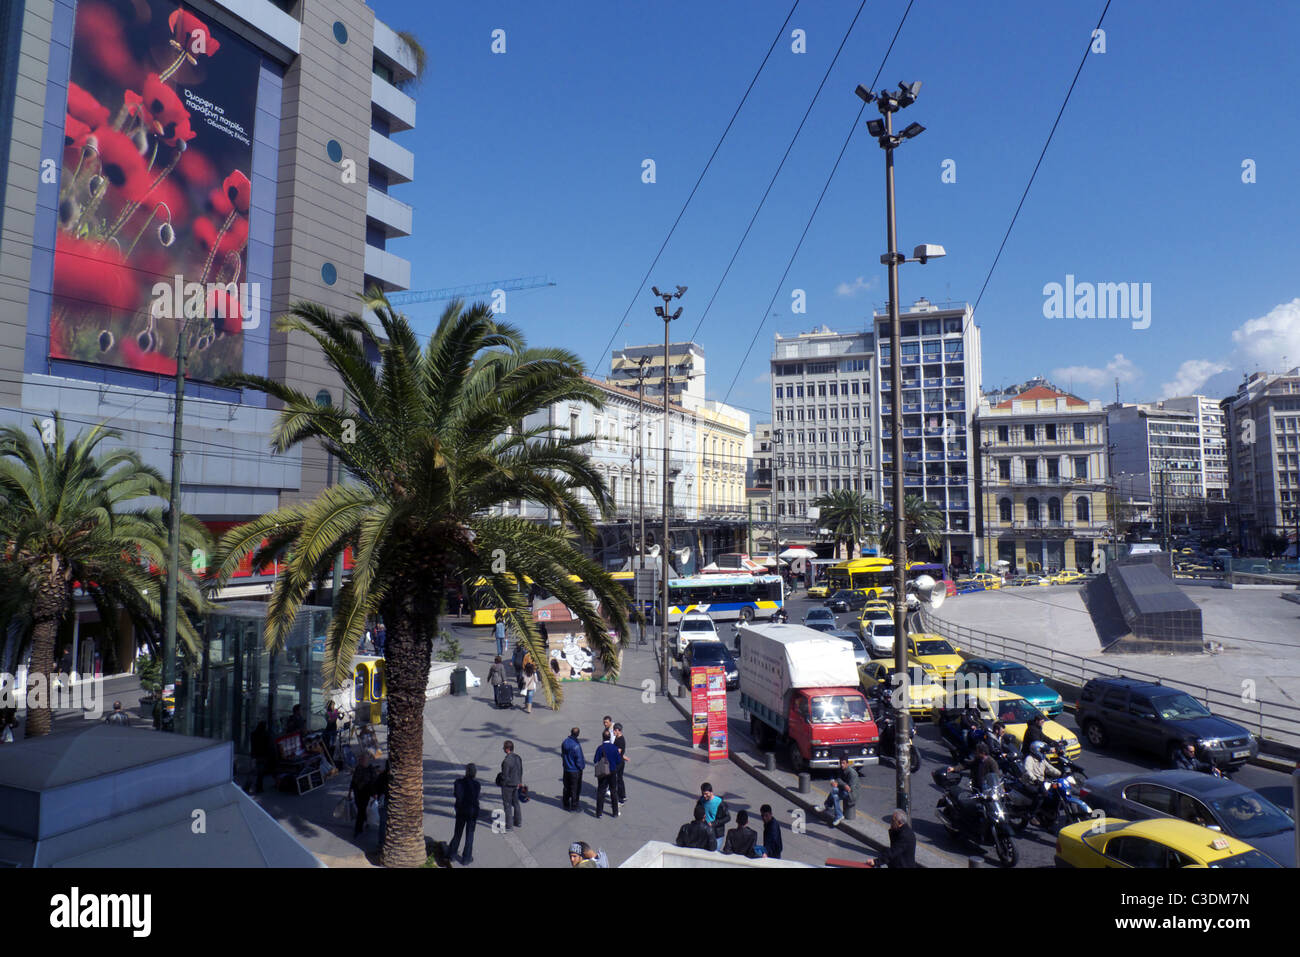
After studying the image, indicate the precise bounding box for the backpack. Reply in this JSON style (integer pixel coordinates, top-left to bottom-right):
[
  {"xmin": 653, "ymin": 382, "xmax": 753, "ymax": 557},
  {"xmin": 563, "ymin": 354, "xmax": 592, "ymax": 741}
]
[{"xmin": 594, "ymin": 751, "xmax": 611, "ymax": 777}]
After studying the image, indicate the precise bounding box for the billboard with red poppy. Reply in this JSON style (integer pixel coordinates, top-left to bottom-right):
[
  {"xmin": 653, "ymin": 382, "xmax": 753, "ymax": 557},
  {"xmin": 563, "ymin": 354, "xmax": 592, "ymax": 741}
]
[{"xmin": 52, "ymin": 0, "xmax": 262, "ymax": 381}]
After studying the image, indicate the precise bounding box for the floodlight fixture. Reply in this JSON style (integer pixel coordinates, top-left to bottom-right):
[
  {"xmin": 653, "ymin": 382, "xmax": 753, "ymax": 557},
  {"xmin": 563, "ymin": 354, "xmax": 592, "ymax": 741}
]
[
  {"xmin": 655, "ymin": 306, "xmax": 666, "ymax": 318},
  {"xmin": 855, "ymin": 84, "xmax": 875, "ymax": 104},
  {"xmin": 671, "ymin": 307, "xmax": 683, "ymax": 320},
  {"xmin": 912, "ymin": 244, "xmax": 946, "ymax": 264},
  {"xmin": 651, "ymin": 286, "xmax": 663, "ymax": 298},
  {"xmin": 675, "ymin": 285, "xmax": 688, "ymax": 297},
  {"xmin": 900, "ymin": 122, "xmax": 925, "ymax": 139},
  {"xmin": 866, "ymin": 118, "xmax": 885, "ymax": 137}
]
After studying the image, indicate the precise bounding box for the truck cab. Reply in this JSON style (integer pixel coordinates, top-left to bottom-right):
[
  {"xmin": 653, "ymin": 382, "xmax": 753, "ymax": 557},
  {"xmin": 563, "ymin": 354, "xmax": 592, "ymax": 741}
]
[{"xmin": 787, "ymin": 687, "xmax": 879, "ymax": 770}]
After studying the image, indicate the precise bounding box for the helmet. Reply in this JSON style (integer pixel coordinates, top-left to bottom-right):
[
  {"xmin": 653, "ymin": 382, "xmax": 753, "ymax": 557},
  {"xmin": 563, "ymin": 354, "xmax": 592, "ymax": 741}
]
[{"xmin": 1028, "ymin": 740, "xmax": 1048, "ymax": 760}]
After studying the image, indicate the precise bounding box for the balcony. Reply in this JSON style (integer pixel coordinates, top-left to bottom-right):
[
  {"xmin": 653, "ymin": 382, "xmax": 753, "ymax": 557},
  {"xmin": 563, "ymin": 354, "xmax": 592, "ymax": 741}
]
[
  {"xmin": 923, "ymin": 377, "xmax": 942, "ymax": 388},
  {"xmin": 948, "ymin": 451, "xmax": 966, "ymax": 460},
  {"xmin": 364, "ymin": 244, "xmax": 411, "ymax": 291},
  {"xmin": 366, "ymin": 186, "xmax": 412, "ymax": 237},
  {"xmin": 369, "ymin": 129, "xmax": 414, "ymax": 183},
  {"xmin": 924, "ymin": 402, "xmax": 945, "ymax": 413},
  {"xmin": 944, "ymin": 376, "xmax": 965, "ymax": 387},
  {"xmin": 880, "ymin": 404, "xmax": 893, "ymax": 416},
  {"xmin": 902, "ymin": 402, "xmax": 921, "ymax": 413},
  {"xmin": 926, "ymin": 476, "xmax": 945, "ymax": 485},
  {"xmin": 371, "ymin": 73, "xmax": 416, "ymax": 132},
  {"xmin": 944, "ymin": 351, "xmax": 964, "ymax": 362},
  {"xmin": 903, "ymin": 427, "xmax": 922, "ymax": 438},
  {"xmin": 946, "ymin": 400, "xmax": 966, "ymax": 411},
  {"xmin": 373, "ymin": 20, "xmax": 419, "ymax": 86},
  {"xmin": 925, "ymin": 451, "xmax": 945, "ymax": 461},
  {"xmin": 901, "ymin": 355, "xmax": 920, "ymax": 365}
]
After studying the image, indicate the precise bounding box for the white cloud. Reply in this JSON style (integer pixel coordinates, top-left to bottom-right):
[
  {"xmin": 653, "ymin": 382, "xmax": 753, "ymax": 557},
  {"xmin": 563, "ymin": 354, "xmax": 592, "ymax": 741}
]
[
  {"xmin": 835, "ymin": 276, "xmax": 875, "ymax": 297},
  {"xmin": 1051, "ymin": 353, "xmax": 1140, "ymax": 389},
  {"xmin": 1160, "ymin": 359, "xmax": 1230, "ymax": 397},
  {"xmin": 1230, "ymin": 298, "xmax": 1300, "ymax": 370}
]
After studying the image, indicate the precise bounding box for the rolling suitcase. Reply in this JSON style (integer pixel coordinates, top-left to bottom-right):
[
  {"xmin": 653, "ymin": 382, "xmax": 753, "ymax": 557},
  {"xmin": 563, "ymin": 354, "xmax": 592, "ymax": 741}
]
[{"xmin": 494, "ymin": 683, "xmax": 513, "ymax": 709}]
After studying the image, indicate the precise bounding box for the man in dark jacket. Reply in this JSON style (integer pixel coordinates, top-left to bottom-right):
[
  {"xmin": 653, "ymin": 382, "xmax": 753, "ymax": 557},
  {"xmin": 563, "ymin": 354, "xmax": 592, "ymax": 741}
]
[
  {"xmin": 759, "ymin": 804, "xmax": 783, "ymax": 859},
  {"xmin": 823, "ymin": 756, "xmax": 859, "ymax": 825},
  {"xmin": 867, "ymin": 810, "xmax": 917, "ymax": 867},
  {"xmin": 675, "ymin": 805, "xmax": 716, "ymax": 850},
  {"xmin": 500, "ymin": 740, "xmax": 524, "ymax": 830},
  {"xmin": 448, "ymin": 764, "xmax": 481, "ymax": 865},
  {"xmin": 1172, "ymin": 739, "xmax": 1216, "ymax": 773},
  {"xmin": 561, "ymin": 727, "xmax": 585, "ymax": 811},
  {"xmin": 722, "ymin": 809, "xmax": 761, "ymax": 857},
  {"xmin": 593, "ymin": 732, "xmax": 621, "ymax": 819},
  {"xmin": 1021, "ymin": 713, "xmax": 1049, "ymax": 755}
]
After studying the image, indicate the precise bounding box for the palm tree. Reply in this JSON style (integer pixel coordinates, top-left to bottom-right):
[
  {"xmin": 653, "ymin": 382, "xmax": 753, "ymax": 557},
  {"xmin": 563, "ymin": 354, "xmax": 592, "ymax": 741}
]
[
  {"xmin": 209, "ymin": 291, "xmax": 631, "ymax": 868},
  {"xmin": 879, "ymin": 493, "xmax": 944, "ymax": 557},
  {"xmin": 0, "ymin": 415, "xmax": 209, "ymax": 736},
  {"xmin": 812, "ymin": 489, "xmax": 877, "ymax": 557}
]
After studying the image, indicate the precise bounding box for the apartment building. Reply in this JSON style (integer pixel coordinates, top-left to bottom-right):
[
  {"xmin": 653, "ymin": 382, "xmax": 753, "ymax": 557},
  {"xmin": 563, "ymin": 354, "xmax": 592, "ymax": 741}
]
[
  {"xmin": 976, "ymin": 386, "xmax": 1111, "ymax": 573},
  {"xmin": 609, "ymin": 341, "xmax": 706, "ymax": 404},
  {"xmin": 1222, "ymin": 369, "xmax": 1300, "ymax": 552}
]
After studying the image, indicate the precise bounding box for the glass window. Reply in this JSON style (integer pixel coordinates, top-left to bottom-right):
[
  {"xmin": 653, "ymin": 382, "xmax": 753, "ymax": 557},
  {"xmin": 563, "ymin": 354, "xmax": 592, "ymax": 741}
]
[
  {"xmin": 1126, "ymin": 784, "xmax": 1176, "ymax": 814},
  {"xmin": 797, "ymin": 385, "xmax": 805, "ymax": 398},
  {"xmin": 1045, "ymin": 424, "xmax": 1057, "ymax": 441},
  {"xmin": 1024, "ymin": 424, "xmax": 1036, "ymax": 441},
  {"xmin": 818, "ymin": 384, "xmax": 827, "ymax": 397},
  {"xmin": 1074, "ymin": 455, "xmax": 1088, "ymax": 478},
  {"xmin": 998, "ymin": 459, "xmax": 1011, "ymax": 480},
  {"xmin": 1073, "ymin": 422, "xmax": 1086, "ymax": 440},
  {"xmin": 1106, "ymin": 837, "xmax": 1170, "ymax": 868},
  {"xmin": 1048, "ymin": 497, "xmax": 1061, "ymax": 521},
  {"xmin": 1026, "ymin": 497, "xmax": 1039, "ymax": 521},
  {"xmin": 997, "ymin": 425, "xmax": 1008, "ymax": 442},
  {"xmin": 999, "ymin": 498, "xmax": 1012, "ymax": 522},
  {"xmin": 830, "ymin": 383, "xmax": 838, "ymax": 396},
  {"xmin": 1047, "ymin": 459, "xmax": 1059, "ymax": 480},
  {"xmin": 1025, "ymin": 460, "xmax": 1038, "ymax": 481},
  {"xmin": 852, "ymin": 382, "xmax": 860, "ymax": 395},
  {"xmin": 1076, "ymin": 497, "xmax": 1090, "ymax": 521}
]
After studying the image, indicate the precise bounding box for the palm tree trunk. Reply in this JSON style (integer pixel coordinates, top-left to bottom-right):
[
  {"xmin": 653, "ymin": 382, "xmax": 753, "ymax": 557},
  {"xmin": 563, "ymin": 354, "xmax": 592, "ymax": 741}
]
[
  {"xmin": 25, "ymin": 581, "xmax": 67, "ymax": 737},
  {"xmin": 379, "ymin": 600, "xmax": 433, "ymax": 867}
]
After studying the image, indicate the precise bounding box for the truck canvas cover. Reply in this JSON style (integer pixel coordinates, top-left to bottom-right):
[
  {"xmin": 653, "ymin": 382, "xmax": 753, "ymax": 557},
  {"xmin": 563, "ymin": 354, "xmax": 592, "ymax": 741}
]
[{"xmin": 738, "ymin": 623, "xmax": 860, "ymax": 708}]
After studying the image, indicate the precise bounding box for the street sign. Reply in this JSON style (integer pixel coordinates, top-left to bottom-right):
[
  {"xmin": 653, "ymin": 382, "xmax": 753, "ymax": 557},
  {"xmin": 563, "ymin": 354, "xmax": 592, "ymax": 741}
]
[{"xmin": 634, "ymin": 569, "xmax": 658, "ymax": 602}]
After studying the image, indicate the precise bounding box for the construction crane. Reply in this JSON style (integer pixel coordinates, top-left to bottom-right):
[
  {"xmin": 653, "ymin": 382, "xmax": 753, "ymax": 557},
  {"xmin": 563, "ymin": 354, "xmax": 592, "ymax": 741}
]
[{"xmin": 386, "ymin": 275, "xmax": 556, "ymax": 307}]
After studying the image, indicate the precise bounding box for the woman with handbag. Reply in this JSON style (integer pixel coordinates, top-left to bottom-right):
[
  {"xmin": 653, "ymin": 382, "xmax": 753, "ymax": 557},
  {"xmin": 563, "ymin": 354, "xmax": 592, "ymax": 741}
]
[{"xmin": 522, "ymin": 663, "xmax": 538, "ymax": 713}]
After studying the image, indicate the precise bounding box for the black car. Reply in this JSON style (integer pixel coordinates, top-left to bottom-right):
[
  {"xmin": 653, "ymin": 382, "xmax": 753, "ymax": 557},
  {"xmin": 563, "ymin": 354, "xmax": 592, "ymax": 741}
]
[
  {"xmin": 1077, "ymin": 770, "xmax": 1296, "ymax": 867},
  {"xmin": 682, "ymin": 640, "xmax": 739, "ymax": 690},
  {"xmin": 1075, "ymin": 676, "xmax": 1258, "ymax": 769},
  {"xmin": 825, "ymin": 589, "xmax": 872, "ymax": 613}
]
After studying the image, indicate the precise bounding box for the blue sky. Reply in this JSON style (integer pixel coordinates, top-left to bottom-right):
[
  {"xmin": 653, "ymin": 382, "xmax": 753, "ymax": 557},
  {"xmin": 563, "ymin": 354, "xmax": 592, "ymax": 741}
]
[{"xmin": 372, "ymin": 0, "xmax": 1300, "ymax": 422}]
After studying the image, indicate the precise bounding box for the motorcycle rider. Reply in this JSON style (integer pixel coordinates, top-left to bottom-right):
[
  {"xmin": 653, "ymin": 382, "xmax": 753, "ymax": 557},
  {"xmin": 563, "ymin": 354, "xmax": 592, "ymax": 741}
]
[
  {"xmin": 1022, "ymin": 713, "xmax": 1050, "ymax": 755},
  {"xmin": 987, "ymin": 721, "xmax": 1011, "ymax": 757},
  {"xmin": 1171, "ymin": 738, "xmax": 1216, "ymax": 774},
  {"xmin": 946, "ymin": 742, "xmax": 1000, "ymax": 793},
  {"xmin": 1020, "ymin": 740, "xmax": 1063, "ymax": 825}
]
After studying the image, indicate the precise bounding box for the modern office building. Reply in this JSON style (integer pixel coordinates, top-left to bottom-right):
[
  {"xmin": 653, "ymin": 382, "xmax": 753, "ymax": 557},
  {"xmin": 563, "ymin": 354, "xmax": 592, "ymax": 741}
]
[
  {"xmin": 975, "ymin": 386, "xmax": 1111, "ymax": 574},
  {"xmin": 0, "ymin": 0, "xmax": 419, "ymax": 674},
  {"xmin": 1108, "ymin": 399, "xmax": 1226, "ymax": 535},
  {"xmin": 609, "ymin": 341, "xmax": 706, "ymax": 404},
  {"xmin": 1222, "ymin": 369, "xmax": 1300, "ymax": 552},
  {"xmin": 875, "ymin": 299, "xmax": 983, "ymax": 570},
  {"xmin": 770, "ymin": 325, "xmax": 876, "ymax": 542}
]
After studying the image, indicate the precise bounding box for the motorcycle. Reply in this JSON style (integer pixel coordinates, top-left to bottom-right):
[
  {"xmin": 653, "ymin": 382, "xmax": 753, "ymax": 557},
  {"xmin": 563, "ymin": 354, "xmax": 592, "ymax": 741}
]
[
  {"xmin": 938, "ymin": 708, "xmax": 987, "ymax": 764},
  {"xmin": 933, "ymin": 767, "xmax": 1019, "ymax": 867},
  {"xmin": 1007, "ymin": 745, "xmax": 1091, "ymax": 833},
  {"xmin": 867, "ymin": 688, "xmax": 920, "ymax": 774}
]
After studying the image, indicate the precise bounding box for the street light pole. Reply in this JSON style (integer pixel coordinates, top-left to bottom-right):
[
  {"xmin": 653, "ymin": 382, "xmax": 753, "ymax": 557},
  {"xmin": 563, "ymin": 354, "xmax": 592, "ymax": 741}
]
[
  {"xmin": 162, "ymin": 317, "xmax": 191, "ymax": 731},
  {"xmin": 653, "ymin": 286, "xmax": 686, "ymax": 694},
  {"xmin": 856, "ymin": 79, "xmax": 939, "ymax": 816},
  {"xmin": 857, "ymin": 439, "xmax": 866, "ymax": 557}
]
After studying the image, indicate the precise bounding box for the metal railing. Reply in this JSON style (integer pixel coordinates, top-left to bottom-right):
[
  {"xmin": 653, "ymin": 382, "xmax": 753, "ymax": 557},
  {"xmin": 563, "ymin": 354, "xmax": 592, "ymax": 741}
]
[{"xmin": 919, "ymin": 609, "xmax": 1300, "ymax": 747}]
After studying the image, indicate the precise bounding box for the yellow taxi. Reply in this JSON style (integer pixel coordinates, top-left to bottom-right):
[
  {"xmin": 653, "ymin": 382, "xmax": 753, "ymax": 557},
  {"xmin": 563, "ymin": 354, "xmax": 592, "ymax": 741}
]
[
  {"xmin": 1054, "ymin": 818, "xmax": 1282, "ymax": 868},
  {"xmin": 858, "ymin": 661, "xmax": 946, "ymax": 717},
  {"xmin": 1050, "ymin": 570, "xmax": 1085, "ymax": 585},
  {"xmin": 905, "ymin": 633, "xmax": 964, "ymax": 680},
  {"xmin": 972, "ymin": 573, "xmax": 1002, "ymax": 590},
  {"xmin": 806, "ymin": 584, "xmax": 830, "ymax": 599},
  {"xmin": 937, "ymin": 686, "xmax": 1081, "ymax": 758}
]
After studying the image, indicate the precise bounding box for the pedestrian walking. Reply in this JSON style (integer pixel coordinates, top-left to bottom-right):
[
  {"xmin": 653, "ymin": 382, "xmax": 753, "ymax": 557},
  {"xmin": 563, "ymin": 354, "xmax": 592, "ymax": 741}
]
[
  {"xmin": 494, "ymin": 611, "xmax": 507, "ymax": 657},
  {"xmin": 522, "ymin": 663, "xmax": 538, "ymax": 713},
  {"xmin": 324, "ymin": 700, "xmax": 339, "ymax": 756},
  {"xmin": 561, "ymin": 727, "xmax": 586, "ymax": 811},
  {"xmin": 722, "ymin": 809, "xmax": 761, "ymax": 857},
  {"xmin": 375, "ymin": 622, "xmax": 387, "ymax": 658},
  {"xmin": 696, "ymin": 783, "xmax": 730, "ymax": 851},
  {"xmin": 447, "ymin": 763, "xmax": 481, "ymax": 865},
  {"xmin": 351, "ymin": 751, "xmax": 379, "ymax": 838},
  {"xmin": 593, "ymin": 731, "xmax": 621, "ymax": 819},
  {"xmin": 498, "ymin": 740, "xmax": 523, "ymax": 830},
  {"xmin": 487, "ymin": 656, "xmax": 507, "ymax": 687},
  {"xmin": 613, "ymin": 723, "xmax": 629, "ymax": 805},
  {"xmin": 244, "ymin": 719, "xmax": 271, "ymax": 794},
  {"xmin": 758, "ymin": 804, "xmax": 783, "ymax": 859}
]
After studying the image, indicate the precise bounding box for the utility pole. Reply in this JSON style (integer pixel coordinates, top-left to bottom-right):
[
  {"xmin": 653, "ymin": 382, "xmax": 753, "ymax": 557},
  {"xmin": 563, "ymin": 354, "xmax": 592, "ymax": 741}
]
[
  {"xmin": 1160, "ymin": 467, "xmax": 1170, "ymax": 552},
  {"xmin": 162, "ymin": 318, "xmax": 190, "ymax": 731},
  {"xmin": 857, "ymin": 78, "xmax": 933, "ymax": 816},
  {"xmin": 856, "ymin": 439, "xmax": 867, "ymax": 557},
  {"xmin": 653, "ymin": 285, "xmax": 685, "ymax": 694},
  {"xmin": 635, "ymin": 356, "xmax": 652, "ymax": 564}
]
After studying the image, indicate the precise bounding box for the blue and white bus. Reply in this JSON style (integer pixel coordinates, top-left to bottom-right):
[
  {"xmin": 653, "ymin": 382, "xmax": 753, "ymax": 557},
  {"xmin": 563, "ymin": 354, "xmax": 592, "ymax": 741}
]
[{"xmin": 614, "ymin": 572, "xmax": 785, "ymax": 624}]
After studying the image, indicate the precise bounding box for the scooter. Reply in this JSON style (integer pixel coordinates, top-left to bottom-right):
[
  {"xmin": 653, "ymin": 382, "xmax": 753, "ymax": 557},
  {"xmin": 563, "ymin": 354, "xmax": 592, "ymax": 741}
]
[{"xmin": 933, "ymin": 767, "xmax": 1019, "ymax": 867}]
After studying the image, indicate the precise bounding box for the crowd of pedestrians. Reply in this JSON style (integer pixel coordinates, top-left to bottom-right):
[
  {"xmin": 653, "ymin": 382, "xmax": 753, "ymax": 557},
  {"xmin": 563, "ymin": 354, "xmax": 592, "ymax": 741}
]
[{"xmin": 673, "ymin": 782, "xmax": 784, "ymax": 859}]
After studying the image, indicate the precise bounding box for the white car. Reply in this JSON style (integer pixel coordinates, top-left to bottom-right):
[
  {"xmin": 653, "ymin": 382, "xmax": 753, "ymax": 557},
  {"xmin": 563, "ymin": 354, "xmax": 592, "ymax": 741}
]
[
  {"xmin": 862, "ymin": 619, "xmax": 896, "ymax": 658},
  {"xmin": 674, "ymin": 611, "xmax": 719, "ymax": 658}
]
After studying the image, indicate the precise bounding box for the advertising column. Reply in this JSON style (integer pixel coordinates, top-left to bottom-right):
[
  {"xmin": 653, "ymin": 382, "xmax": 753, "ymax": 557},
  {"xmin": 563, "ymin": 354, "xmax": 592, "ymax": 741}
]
[{"xmin": 689, "ymin": 665, "xmax": 728, "ymax": 760}]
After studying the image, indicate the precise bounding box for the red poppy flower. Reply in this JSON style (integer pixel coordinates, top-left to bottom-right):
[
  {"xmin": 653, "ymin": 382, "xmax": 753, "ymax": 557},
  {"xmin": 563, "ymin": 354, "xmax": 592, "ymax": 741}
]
[
  {"xmin": 169, "ymin": 9, "xmax": 221, "ymax": 57},
  {"xmin": 52, "ymin": 234, "xmax": 138, "ymax": 313},
  {"xmin": 93, "ymin": 127, "xmax": 154, "ymax": 203},
  {"xmin": 124, "ymin": 74, "xmax": 195, "ymax": 147},
  {"xmin": 194, "ymin": 215, "xmax": 249, "ymax": 256},
  {"xmin": 207, "ymin": 186, "xmax": 233, "ymax": 218},
  {"xmin": 206, "ymin": 287, "xmax": 243, "ymax": 336},
  {"xmin": 64, "ymin": 115, "xmax": 91, "ymax": 147},
  {"xmin": 177, "ymin": 147, "xmax": 216, "ymax": 186},
  {"xmin": 76, "ymin": 3, "xmax": 141, "ymax": 88},
  {"xmin": 66, "ymin": 82, "xmax": 109, "ymax": 129},
  {"xmin": 121, "ymin": 334, "xmax": 178, "ymax": 375},
  {"xmin": 222, "ymin": 170, "xmax": 251, "ymax": 214}
]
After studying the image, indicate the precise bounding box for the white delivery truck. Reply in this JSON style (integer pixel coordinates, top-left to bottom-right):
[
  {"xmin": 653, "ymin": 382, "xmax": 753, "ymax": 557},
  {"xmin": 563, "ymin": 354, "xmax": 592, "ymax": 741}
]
[{"xmin": 737, "ymin": 622, "xmax": 879, "ymax": 772}]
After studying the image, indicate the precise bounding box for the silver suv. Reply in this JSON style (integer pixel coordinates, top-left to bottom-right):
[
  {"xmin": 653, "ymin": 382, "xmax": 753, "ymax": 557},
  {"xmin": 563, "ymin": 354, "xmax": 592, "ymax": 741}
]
[{"xmin": 674, "ymin": 611, "xmax": 719, "ymax": 659}]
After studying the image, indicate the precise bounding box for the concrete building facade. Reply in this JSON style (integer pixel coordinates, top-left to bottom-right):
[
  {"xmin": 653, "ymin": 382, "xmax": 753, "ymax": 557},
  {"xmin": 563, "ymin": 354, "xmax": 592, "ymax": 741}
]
[
  {"xmin": 609, "ymin": 341, "xmax": 706, "ymax": 405},
  {"xmin": 976, "ymin": 386, "xmax": 1111, "ymax": 574},
  {"xmin": 1222, "ymin": 369, "xmax": 1300, "ymax": 552}
]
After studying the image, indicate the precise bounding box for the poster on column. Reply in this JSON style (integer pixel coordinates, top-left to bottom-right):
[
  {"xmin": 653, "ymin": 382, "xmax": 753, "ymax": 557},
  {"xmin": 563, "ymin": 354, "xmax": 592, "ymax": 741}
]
[
  {"xmin": 689, "ymin": 667, "xmax": 710, "ymax": 749},
  {"xmin": 705, "ymin": 667, "xmax": 728, "ymax": 761},
  {"xmin": 52, "ymin": 0, "xmax": 263, "ymax": 381}
]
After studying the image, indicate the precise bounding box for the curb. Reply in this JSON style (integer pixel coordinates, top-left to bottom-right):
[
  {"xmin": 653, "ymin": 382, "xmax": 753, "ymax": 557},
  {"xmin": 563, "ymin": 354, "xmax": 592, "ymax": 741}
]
[{"xmin": 660, "ymin": 656, "xmax": 958, "ymax": 868}]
